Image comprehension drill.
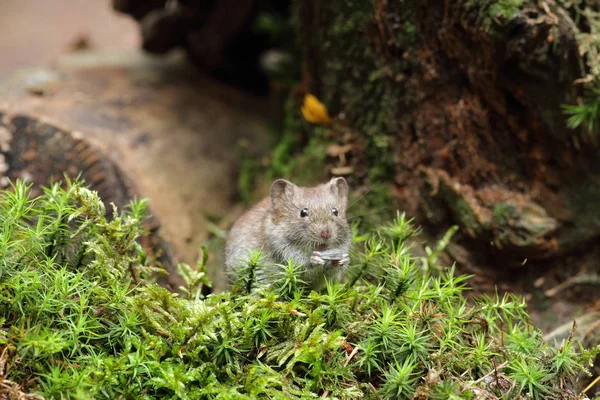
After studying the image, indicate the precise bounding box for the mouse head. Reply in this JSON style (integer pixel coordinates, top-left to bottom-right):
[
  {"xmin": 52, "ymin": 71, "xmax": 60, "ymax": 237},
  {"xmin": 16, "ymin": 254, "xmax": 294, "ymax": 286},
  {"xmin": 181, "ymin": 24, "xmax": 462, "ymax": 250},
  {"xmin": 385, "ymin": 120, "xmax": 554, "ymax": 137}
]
[{"xmin": 270, "ymin": 178, "xmax": 350, "ymax": 249}]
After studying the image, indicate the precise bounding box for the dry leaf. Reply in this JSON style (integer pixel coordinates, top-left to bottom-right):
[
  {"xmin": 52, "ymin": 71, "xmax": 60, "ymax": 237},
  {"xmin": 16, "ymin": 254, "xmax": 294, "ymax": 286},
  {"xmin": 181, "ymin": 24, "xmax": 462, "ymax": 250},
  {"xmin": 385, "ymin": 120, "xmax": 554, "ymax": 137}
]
[
  {"xmin": 257, "ymin": 346, "xmax": 268, "ymax": 359},
  {"xmin": 288, "ymin": 309, "xmax": 307, "ymax": 317},
  {"xmin": 301, "ymin": 94, "xmax": 332, "ymax": 125}
]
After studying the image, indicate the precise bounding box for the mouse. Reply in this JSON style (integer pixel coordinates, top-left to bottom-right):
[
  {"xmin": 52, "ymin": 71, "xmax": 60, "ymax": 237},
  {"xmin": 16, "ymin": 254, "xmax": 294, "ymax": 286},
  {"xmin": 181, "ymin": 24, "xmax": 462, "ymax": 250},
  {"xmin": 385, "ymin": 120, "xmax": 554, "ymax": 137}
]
[{"xmin": 224, "ymin": 177, "xmax": 351, "ymax": 290}]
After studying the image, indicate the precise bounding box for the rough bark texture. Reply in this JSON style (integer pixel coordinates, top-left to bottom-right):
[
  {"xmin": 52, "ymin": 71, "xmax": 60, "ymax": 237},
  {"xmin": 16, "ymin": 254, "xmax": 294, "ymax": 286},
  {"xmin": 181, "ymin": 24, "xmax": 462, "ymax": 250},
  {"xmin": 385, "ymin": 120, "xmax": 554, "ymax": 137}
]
[{"xmin": 297, "ymin": 0, "xmax": 600, "ymax": 267}]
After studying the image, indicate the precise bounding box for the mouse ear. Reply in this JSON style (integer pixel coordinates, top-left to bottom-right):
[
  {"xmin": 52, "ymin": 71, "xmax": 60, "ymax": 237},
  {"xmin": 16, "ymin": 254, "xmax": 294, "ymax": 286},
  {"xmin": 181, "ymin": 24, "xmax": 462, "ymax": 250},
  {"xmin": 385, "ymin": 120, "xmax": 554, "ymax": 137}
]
[
  {"xmin": 329, "ymin": 177, "xmax": 348, "ymax": 209},
  {"xmin": 270, "ymin": 179, "xmax": 295, "ymax": 209}
]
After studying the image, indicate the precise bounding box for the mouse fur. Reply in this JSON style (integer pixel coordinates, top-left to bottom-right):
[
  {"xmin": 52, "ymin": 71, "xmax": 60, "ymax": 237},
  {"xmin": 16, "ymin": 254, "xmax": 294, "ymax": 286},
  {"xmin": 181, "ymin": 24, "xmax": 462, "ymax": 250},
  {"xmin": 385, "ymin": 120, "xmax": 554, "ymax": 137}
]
[{"xmin": 224, "ymin": 177, "xmax": 351, "ymax": 290}]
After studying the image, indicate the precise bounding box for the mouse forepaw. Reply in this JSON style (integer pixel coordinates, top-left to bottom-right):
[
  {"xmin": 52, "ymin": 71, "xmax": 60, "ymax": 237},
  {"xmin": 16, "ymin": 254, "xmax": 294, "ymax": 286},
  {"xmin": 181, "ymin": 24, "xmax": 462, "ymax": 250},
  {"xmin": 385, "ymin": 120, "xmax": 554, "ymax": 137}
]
[
  {"xmin": 310, "ymin": 251, "xmax": 325, "ymax": 266},
  {"xmin": 339, "ymin": 253, "xmax": 350, "ymax": 266}
]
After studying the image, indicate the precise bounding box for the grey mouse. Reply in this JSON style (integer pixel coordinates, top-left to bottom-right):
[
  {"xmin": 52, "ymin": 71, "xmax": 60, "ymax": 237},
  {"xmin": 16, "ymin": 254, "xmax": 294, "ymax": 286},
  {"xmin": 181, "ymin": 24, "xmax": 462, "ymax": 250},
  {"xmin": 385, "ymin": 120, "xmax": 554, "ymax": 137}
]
[{"xmin": 224, "ymin": 177, "xmax": 351, "ymax": 290}]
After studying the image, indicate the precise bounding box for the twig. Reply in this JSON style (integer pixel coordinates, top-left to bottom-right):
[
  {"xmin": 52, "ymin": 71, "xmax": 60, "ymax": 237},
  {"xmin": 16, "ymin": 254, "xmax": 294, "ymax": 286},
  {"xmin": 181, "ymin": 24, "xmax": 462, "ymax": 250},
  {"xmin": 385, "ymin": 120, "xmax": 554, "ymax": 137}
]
[
  {"xmin": 128, "ymin": 262, "xmax": 140, "ymax": 285},
  {"xmin": 545, "ymin": 271, "xmax": 600, "ymax": 297},
  {"xmin": 344, "ymin": 346, "xmax": 359, "ymax": 367},
  {"xmin": 474, "ymin": 361, "xmax": 508, "ymax": 384},
  {"xmin": 583, "ymin": 374, "xmax": 600, "ymax": 395},
  {"xmin": 368, "ymin": 382, "xmax": 381, "ymax": 399}
]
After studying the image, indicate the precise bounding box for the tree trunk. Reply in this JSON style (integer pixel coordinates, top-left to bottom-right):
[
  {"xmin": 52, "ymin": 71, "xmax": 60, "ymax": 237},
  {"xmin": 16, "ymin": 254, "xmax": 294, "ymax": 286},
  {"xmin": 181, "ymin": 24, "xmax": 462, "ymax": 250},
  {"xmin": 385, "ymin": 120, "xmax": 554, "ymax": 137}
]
[{"xmin": 297, "ymin": 0, "xmax": 600, "ymax": 268}]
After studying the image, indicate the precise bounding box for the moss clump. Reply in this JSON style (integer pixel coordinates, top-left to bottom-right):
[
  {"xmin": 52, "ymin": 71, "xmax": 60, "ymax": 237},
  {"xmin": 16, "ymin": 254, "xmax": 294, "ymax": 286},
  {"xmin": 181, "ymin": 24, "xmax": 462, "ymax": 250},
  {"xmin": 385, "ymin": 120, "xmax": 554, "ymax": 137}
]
[
  {"xmin": 492, "ymin": 202, "xmax": 515, "ymax": 226},
  {"xmin": 540, "ymin": 1, "xmax": 600, "ymax": 141},
  {"xmin": 559, "ymin": 3, "xmax": 600, "ymax": 141},
  {"xmin": 466, "ymin": 0, "xmax": 527, "ymax": 32},
  {"xmin": 488, "ymin": 0, "xmax": 525, "ymax": 20},
  {"xmin": 1, "ymin": 180, "xmax": 599, "ymax": 399}
]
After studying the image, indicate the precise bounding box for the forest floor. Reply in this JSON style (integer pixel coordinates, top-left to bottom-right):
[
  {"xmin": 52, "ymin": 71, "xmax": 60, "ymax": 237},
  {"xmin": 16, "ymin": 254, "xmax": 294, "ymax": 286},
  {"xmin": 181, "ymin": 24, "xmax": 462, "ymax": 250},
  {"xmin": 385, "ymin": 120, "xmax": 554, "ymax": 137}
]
[{"xmin": 0, "ymin": 1, "xmax": 597, "ymax": 346}]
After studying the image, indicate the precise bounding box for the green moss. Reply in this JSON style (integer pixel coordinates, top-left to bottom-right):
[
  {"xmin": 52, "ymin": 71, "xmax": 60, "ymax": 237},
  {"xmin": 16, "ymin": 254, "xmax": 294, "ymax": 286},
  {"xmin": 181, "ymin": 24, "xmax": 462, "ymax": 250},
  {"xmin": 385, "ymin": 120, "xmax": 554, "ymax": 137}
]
[
  {"xmin": 266, "ymin": 95, "xmax": 330, "ymax": 185},
  {"xmin": 438, "ymin": 182, "xmax": 487, "ymax": 237},
  {"xmin": 1, "ymin": 179, "xmax": 599, "ymax": 398},
  {"xmin": 488, "ymin": 0, "xmax": 525, "ymax": 21},
  {"xmin": 491, "ymin": 200, "xmax": 558, "ymax": 249},
  {"xmin": 492, "ymin": 201, "xmax": 515, "ymax": 226},
  {"xmin": 267, "ymin": 127, "xmax": 328, "ymax": 186},
  {"xmin": 463, "ymin": 0, "xmax": 528, "ymax": 32},
  {"xmin": 452, "ymin": 200, "xmax": 484, "ymax": 236},
  {"xmin": 462, "ymin": 0, "xmax": 600, "ymax": 140},
  {"xmin": 554, "ymin": 2, "xmax": 600, "ymax": 139}
]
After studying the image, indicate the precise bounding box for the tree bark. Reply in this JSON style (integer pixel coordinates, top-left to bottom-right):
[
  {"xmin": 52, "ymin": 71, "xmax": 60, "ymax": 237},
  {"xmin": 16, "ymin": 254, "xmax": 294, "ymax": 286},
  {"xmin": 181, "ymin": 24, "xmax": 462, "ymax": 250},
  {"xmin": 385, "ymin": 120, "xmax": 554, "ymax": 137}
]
[{"xmin": 297, "ymin": 0, "xmax": 600, "ymax": 266}]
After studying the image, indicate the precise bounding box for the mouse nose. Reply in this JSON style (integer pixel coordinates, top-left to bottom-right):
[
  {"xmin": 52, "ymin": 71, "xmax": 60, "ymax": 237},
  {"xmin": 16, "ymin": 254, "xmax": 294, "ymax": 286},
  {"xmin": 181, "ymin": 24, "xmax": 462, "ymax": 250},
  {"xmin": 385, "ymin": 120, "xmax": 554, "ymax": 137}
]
[{"xmin": 320, "ymin": 229, "xmax": 330, "ymax": 240}]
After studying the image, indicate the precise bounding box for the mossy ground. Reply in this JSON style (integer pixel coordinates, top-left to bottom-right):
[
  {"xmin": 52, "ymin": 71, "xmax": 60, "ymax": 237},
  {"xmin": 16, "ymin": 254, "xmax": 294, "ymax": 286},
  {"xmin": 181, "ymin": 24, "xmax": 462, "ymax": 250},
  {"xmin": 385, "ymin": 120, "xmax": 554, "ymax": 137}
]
[{"xmin": 1, "ymin": 179, "xmax": 598, "ymax": 399}]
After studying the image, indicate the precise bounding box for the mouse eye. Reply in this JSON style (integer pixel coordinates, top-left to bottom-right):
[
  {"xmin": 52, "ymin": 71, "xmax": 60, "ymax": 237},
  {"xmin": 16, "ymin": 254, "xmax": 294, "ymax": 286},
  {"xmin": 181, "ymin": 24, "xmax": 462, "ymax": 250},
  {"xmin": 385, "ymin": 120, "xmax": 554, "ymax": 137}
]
[
  {"xmin": 332, "ymin": 208, "xmax": 339, "ymax": 217},
  {"xmin": 300, "ymin": 208, "xmax": 309, "ymax": 218}
]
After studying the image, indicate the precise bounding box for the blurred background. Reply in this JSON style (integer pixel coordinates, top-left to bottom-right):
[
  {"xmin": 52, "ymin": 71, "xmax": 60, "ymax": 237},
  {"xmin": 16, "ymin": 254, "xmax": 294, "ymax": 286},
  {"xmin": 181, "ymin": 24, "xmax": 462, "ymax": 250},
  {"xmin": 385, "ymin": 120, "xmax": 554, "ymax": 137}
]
[{"xmin": 0, "ymin": 0, "xmax": 139, "ymax": 77}]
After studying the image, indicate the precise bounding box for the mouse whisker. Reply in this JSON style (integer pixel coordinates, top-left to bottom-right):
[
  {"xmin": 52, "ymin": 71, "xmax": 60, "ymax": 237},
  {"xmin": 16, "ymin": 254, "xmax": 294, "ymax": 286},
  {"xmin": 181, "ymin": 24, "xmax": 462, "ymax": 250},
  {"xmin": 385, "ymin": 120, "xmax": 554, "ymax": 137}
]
[
  {"xmin": 347, "ymin": 207, "xmax": 393, "ymax": 221},
  {"xmin": 346, "ymin": 187, "xmax": 373, "ymax": 210}
]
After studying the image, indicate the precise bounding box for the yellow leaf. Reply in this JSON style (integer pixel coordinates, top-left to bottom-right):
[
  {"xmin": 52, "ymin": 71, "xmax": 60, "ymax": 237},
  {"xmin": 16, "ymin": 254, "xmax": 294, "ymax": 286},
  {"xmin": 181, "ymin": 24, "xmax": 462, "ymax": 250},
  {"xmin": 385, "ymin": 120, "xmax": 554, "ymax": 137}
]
[{"xmin": 301, "ymin": 94, "xmax": 332, "ymax": 125}]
